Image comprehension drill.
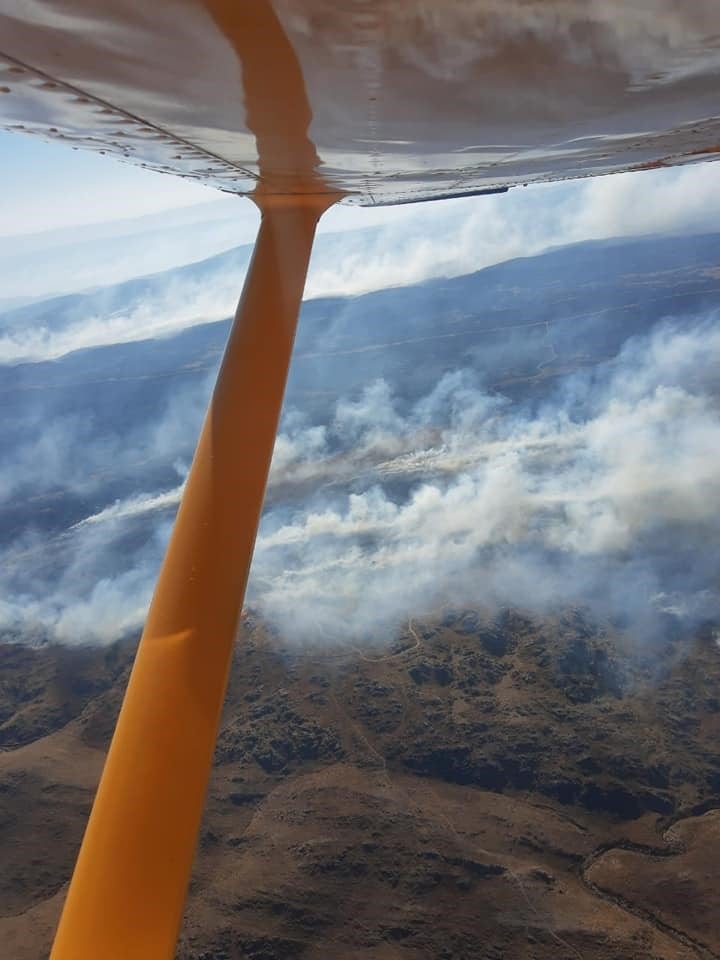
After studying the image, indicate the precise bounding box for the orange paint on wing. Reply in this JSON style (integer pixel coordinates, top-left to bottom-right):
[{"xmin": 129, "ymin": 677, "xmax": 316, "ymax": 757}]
[{"xmin": 205, "ymin": 0, "xmax": 322, "ymax": 192}]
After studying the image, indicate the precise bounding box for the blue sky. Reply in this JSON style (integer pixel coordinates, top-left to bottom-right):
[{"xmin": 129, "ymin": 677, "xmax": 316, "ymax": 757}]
[
  {"xmin": 0, "ymin": 129, "xmax": 401, "ymax": 238},
  {"xmin": 0, "ymin": 130, "xmax": 220, "ymax": 236}
]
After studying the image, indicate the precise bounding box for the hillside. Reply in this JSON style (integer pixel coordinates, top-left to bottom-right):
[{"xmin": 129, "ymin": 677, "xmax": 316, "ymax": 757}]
[{"xmin": 1, "ymin": 607, "xmax": 719, "ymax": 959}]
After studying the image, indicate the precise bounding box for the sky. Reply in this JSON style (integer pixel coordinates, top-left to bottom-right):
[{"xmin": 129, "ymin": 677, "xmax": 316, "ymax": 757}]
[
  {"xmin": 0, "ymin": 130, "xmax": 221, "ymax": 235},
  {"xmin": 0, "ymin": 129, "xmax": 402, "ymax": 239}
]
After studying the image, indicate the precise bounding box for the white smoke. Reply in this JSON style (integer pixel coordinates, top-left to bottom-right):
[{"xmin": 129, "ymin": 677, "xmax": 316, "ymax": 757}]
[
  {"xmin": 2, "ymin": 313, "xmax": 716, "ymax": 645},
  {"xmin": 3, "ymin": 162, "xmax": 720, "ymax": 363},
  {"xmin": 247, "ymin": 316, "xmax": 720, "ymax": 641}
]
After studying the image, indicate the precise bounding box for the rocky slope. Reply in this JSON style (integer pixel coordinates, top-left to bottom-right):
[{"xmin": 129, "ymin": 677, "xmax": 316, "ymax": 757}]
[{"xmin": 1, "ymin": 608, "xmax": 719, "ymax": 959}]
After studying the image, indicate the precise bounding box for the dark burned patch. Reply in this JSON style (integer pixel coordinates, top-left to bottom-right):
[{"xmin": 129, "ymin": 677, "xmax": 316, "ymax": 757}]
[
  {"xmin": 408, "ymin": 662, "xmax": 453, "ymax": 686},
  {"xmin": 216, "ymin": 697, "xmax": 343, "ymax": 773},
  {"xmin": 544, "ymin": 778, "xmax": 674, "ymax": 819},
  {"xmin": 0, "ymin": 770, "xmax": 92, "ymax": 916},
  {"xmin": 228, "ymin": 792, "xmax": 265, "ymax": 806},
  {"xmin": 191, "ymin": 933, "xmax": 306, "ymax": 960},
  {"xmin": 0, "ymin": 637, "xmax": 135, "ymax": 749},
  {"xmin": 404, "ymin": 745, "xmax": 512, "ymax": 792},
  {"xmin": 556, "ymin": 635, "xmax": 625, "ymax": 701}
]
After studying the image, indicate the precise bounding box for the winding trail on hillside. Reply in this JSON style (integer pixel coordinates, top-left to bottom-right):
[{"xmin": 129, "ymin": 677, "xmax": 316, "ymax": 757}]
[
  {"xmin": 578, "ymin": 827, "xmax": 719, "ymax": 960},
  {"xmin": 350, "ymin": 617, "xmax": 423, "ymax": 664}
]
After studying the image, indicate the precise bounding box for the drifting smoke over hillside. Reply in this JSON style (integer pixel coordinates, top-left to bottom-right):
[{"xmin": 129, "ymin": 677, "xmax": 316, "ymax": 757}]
[
  {"xmin": 0, "ymin": 255, "xmax": 718, "ymax": 646},
  {"xmin": 252, "ymin": 317, "xmax": 720, "ymax": 641},
  {"xmin": 4, "ymin": 161, "xmax": 720, "ymax": 363}
]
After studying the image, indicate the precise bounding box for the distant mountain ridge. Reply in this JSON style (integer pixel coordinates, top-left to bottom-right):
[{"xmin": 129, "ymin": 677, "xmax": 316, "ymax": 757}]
[
  {"xmin": 2, "ymin": 227, "xmax": 720, "ymax": 549},
  {"xmin": 3, "ymin": 227, "xmax": 720, "ymax": 361}
]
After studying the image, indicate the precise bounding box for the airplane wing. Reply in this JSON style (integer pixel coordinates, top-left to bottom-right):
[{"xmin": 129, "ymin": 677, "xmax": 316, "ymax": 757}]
[{"xmin": 2, "ymin": 1, "xmax": 720, "ymax": 205}]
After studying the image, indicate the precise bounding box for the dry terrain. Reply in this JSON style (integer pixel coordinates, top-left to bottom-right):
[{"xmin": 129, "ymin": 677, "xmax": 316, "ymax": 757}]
[{"xmin": 1, "ymin": 608, "xmax": 719, "ymax": 959}]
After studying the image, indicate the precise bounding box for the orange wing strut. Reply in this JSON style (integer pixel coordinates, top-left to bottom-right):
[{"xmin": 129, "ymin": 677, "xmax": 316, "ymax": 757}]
[{"xmin": 50, "ymin": 194, "xmax": 334, "ymax": 960}]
